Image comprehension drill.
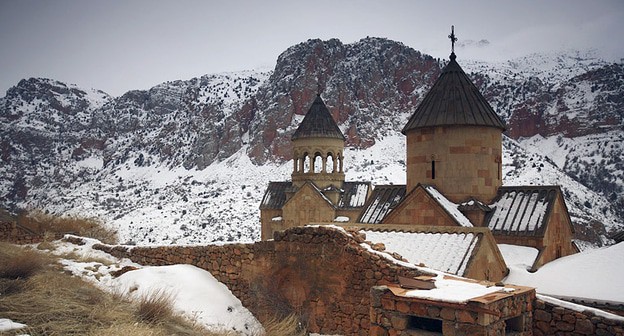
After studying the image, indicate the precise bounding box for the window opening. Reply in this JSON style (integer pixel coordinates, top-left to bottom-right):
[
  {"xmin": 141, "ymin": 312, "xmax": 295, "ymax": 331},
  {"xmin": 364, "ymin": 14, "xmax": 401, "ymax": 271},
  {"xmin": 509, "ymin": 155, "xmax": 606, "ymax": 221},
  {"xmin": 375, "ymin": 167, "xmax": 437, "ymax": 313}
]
[{"xmin": 408, "ymin": 316, "xmax": 442, "ymax": 334}]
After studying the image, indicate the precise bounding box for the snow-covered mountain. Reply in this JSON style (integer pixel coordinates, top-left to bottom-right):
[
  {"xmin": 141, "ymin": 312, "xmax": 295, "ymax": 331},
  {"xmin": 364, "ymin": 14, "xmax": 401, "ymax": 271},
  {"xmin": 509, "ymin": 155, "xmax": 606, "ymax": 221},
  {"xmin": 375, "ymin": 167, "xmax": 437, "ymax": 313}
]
[{"xmin": 1, "ymin": 38, "xmax": 622, "ymax": 246}]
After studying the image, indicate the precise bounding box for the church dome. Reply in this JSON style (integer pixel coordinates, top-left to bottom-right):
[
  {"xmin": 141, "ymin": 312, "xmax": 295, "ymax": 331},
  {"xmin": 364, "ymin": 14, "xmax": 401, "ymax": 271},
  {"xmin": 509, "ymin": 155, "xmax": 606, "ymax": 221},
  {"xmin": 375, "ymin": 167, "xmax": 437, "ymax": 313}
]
[
  {"xmin": 292, "ymin": 94, "xmax": 345, "ymax": 141},
  {"xmin": 402, "ymin": 52, "xmax": 506, "ymax": 133}
]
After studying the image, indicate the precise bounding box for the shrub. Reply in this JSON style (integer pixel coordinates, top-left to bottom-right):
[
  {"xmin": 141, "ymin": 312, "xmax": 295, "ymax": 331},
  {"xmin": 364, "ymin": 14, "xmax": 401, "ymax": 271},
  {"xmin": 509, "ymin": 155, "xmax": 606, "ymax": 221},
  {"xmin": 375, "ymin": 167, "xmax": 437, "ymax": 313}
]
[
  {"xmin": 19, "ymin": 210, "xmax": 118, "ymax": 244},
  {"xmin": 0, "ymin": 250, "xmax": 46, "ymax": 279},
  {"xmin": 260, "ymin": 314, "xmax": 307, "ymax": 336},
  {"xmin": 136, "ymin": 288, "xmax": 175, "ymax": 324}
]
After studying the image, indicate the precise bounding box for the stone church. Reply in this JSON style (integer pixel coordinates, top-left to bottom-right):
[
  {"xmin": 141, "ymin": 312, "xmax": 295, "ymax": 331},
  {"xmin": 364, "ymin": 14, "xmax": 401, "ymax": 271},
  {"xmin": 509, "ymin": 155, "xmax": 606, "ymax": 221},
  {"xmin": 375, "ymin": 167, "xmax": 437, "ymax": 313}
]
[{"xmin": 260, "ymin": 43, "xmax": 578, "ymax": 278}]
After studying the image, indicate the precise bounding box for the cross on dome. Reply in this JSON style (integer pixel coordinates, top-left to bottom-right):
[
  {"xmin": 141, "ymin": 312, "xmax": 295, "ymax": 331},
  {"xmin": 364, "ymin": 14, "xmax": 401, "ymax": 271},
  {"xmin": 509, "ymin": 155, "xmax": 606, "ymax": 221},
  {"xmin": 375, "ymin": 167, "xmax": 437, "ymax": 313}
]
[{"xmin": 448, "ymin": 25, "xmax": 458, "ymax": 60}]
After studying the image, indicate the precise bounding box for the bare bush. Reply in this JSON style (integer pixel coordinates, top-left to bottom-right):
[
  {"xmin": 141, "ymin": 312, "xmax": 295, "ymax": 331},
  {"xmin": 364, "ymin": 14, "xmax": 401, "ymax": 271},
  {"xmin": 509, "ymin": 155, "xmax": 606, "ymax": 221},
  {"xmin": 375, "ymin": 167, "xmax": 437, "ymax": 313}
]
[
  {"xmin": 259, "ymin": 314, "xmax": 307, "ymax": 336},
  {"xmin": 0, "ymin": 249, "xmax": 46, "ymax": 279},
  {"xmin": 136, "ymin": 288, "xmax": 175, "ymax": 324},
  {"xmin": 18, "ymin": 210, "xmax": 118, "ymax": 244}
]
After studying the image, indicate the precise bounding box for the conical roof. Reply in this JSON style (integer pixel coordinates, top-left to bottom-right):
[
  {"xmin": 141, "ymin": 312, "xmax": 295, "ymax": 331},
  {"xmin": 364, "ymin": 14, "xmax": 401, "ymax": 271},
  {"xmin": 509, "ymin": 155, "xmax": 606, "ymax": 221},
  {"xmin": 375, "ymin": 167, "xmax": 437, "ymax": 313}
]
[
  {"xmin": 292, "ymin": 94, "xmax": 346, "ymax": 141},
  {"xmin": 402, "ymin": 53, "xmax": 506, "ymax": 134}
]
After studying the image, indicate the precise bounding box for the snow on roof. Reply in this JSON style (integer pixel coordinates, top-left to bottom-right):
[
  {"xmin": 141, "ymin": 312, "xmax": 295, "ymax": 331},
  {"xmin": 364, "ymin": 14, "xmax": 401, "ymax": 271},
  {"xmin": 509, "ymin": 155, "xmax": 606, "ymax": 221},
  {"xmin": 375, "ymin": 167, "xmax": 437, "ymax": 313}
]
[
  {"xmin": 486, "ymin": 186, "xmax": 559, "ymax": 236},
  {"xmin": 259, "ymin": 181, "xmax": 291, "ymax": 209},
  {"xmin": 537, "ymin": 294, "xmax": 624, "ymax": 322},
  {"xmin": 402, "ymin": 274, "xmax": 512, "ymax": 303},
  {"xmin": 337, "ymin": 182, "xmax": 371, "ymax": 208},
  {"xmin": 498, "ymin": 244, "xmax": 539, "ymax": 271},
  {"xmin": 363, "ymin": 230, "xmax": 480, "ymax": 276},
  {"xmin": 357, "ymin": 185, "xmax": 406, "ymax": 224},
  {"xmin": 503, "ymin": 242, "xmax": 624, "ymax": 304},
  {"xmin": 424, "ymin": 185, "xmax": 473, "ymax": 227}
]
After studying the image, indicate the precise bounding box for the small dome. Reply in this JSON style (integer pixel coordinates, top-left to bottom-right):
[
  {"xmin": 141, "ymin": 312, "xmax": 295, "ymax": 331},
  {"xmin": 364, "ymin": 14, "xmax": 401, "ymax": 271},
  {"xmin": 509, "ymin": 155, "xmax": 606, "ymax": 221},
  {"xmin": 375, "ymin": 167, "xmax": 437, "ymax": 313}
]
[{"xmin": 292, "ymin": 95, "xmax": 345, "ymax": 141}]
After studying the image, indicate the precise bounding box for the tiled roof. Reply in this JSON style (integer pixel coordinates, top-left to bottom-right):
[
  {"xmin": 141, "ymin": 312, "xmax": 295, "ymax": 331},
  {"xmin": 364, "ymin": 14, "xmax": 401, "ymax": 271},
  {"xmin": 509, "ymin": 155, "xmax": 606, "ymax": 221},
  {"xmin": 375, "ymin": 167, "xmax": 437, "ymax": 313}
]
[
  {"xmin": 260, "ymin": 181, "xmax": 369, "ymax": 210},
  {"xmin": 259, "ymin": 182, "xmax": 292, "ymax": 209},
  {"xmin": 291, "ymin": 94, "xmax": 345, "ymax": 141},
  {"xmin": 361, "ymin": 226, "xmax": 485, "ymax": 277},
  {"xmin": 402, "ymin": 53, "xmax": 506, "ymax": 133},
  {"xmin": 337, "ymin": 182, "xmax": 371, "ymax": 209},
  {"xmin": 357, "ymin": 185, "xmax": 407, "ymax": 224},
  {"xmin": 485, "ymin": 186, "xmax": 561, "ymax": 236}
]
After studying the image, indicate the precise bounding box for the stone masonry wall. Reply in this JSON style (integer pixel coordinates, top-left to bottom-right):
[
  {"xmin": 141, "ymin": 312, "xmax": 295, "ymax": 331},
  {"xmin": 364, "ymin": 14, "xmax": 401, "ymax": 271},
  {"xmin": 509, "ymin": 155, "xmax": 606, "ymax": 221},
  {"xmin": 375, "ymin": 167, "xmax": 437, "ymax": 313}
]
[
  {"xmin": 370, "ymin": 285, "xmax": 535, "ymax": 336},
  {"xmin": 533, "ymin": 297, "xmax": 624, "ymax": 336},
  {"xmin": 0, "ymin": 221, "xmax": 62, "ymax": 244},
  {"xmin": 84, "ymin": 226, "xmax": 431, "ymax": 336}
]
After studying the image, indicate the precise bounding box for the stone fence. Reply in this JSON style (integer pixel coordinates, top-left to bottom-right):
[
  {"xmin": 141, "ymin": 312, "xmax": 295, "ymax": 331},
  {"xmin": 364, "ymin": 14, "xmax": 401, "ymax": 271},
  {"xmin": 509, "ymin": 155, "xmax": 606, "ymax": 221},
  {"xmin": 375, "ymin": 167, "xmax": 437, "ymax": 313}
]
[
  {"xmin": 533, "ymin": 296, "xmax": 624, "ymax": 336},
  {"xmin": 61, "ymin": 226, "xmax": 624, "ymax": 336},
  {"xmin": 0, "ymin": 221, "xmax": 63, "ymax": 244},
  {"xmin": 77, "ymin": 226, "xmax": 430, "ymax": 336}
]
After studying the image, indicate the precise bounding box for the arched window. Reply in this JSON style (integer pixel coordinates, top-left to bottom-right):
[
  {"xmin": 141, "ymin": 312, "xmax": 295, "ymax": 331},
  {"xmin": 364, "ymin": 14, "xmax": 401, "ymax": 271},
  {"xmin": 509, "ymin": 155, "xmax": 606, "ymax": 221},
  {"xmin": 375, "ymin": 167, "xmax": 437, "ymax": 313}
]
[
  {"xmin": 313, "ymin": 152, "xmax": 323, "ymax": 173},
  {"xmin": 326, "ymin": 153, "xmax": 334, "ymax": 173},
  {"xmin": 303, "ymin": 152, "xmax": 310, "ymax": 173}
]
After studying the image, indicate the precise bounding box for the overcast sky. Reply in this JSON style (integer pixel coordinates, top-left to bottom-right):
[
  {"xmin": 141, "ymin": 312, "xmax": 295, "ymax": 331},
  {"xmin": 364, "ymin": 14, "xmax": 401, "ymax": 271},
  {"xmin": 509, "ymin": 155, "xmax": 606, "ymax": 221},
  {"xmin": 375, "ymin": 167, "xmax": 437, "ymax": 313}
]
[{"xmin": 1, "ymin": 0, "xmax": 622, "ymax": 97}]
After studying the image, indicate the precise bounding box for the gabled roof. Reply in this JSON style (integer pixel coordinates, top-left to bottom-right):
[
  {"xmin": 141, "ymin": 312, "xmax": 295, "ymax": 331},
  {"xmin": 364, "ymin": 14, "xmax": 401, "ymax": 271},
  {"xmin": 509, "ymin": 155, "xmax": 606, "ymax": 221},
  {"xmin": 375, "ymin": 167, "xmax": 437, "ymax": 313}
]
[
  {"xmin": 402, "ymin": 53, "xmax": 506, "ymax": 133},
  {"xmin": 259, "ymin": 181, "xmax": 292, "ymax": 209},
  {"xmin": 360, "ymin": 225, "xmax": 490, "ymax": 277},
  {"xmin": 337, "ymin": 182, "xmax": 372, "ymax": 209},
  {"xmin": 357, "ymin": 185, "xmax": 407, "ymax": 224},
  {"xmin": 485, "ymin": 186, "xmax": 568, "ymax": 237},
  {"xmin": 423, "ymin": 185, "xmax": 474, "ymax": 227},
  {"xmin": 291, "ymin": 94, "xmax": 345, "ymax": 141},
  {"xmin": 260, "ymin": 181, "xmax": 370, "ymax": 211}
]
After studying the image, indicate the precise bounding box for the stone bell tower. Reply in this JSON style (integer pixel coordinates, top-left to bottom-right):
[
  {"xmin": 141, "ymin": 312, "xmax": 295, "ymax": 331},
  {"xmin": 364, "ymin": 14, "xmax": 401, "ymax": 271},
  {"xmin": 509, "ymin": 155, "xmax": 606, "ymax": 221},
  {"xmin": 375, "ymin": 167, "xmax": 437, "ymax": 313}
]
[
  {"xmin": 291, "ymin": 94, "xmax": 346, "ymax": 191},
  {"xmin": 402, "ymin": 27, "xmax": 506, "ymax": 204}
]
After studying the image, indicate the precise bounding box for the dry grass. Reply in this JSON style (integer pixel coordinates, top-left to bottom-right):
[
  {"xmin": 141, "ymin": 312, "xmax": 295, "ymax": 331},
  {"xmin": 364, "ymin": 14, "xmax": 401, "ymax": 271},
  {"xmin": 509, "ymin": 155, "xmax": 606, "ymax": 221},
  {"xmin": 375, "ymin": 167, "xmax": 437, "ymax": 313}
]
[
  {"xmin": 136, "ymin": 288, "xmax": 175, "ymax": 323},
  {"xmin": 259, "ymin": 314, "xmax": 307, "ymax": 336},
  {"xmin": 0, "ymin": 249, "xmax": 47, "ymax": 280},
  {"xmin": 18, "ymin": 210, "xmax": 118, "ymax": 244},
  {"xmin": 0, "ymin": 242, "xmax": 307, "ymax": 336},
  {"xmin": 0, "ymin": 243, "xmax": 216, "ymax": 336}
]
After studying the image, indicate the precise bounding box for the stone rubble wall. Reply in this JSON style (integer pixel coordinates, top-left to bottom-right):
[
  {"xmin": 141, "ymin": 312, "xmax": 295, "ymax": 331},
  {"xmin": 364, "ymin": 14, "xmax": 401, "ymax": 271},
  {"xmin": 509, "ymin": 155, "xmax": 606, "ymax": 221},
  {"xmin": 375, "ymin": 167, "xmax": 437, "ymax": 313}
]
[
  {"xmin": 533, "ymin": 297, "xmax": 624, "ymax": 336},
  {"xmin": 85, "ymin": 226, "xmax": 430, "ymax": 336},
  {"xmin": 0, "ymin": 221, "xmax": 63, "ymax": 244},
  {"xmin": 370, "ymin": 285, "xmax": 535, "ymax": 336}
]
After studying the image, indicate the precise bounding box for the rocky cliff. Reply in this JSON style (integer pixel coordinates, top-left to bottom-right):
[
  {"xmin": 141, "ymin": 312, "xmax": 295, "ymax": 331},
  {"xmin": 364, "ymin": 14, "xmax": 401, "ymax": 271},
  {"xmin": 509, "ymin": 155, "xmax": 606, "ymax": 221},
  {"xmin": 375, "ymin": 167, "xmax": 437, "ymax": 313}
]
[{"xmin": 1, "ymin": 38, "xmax": 622, "ymax": 245}]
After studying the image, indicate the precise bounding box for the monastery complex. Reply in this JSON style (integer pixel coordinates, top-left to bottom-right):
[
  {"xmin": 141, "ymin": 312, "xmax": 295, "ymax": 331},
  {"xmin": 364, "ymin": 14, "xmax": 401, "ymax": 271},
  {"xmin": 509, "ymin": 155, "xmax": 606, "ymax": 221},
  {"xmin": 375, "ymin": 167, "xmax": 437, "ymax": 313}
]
[{"xmin": 260, "ymin": 47, "xmax": 579, "ymax": 282}]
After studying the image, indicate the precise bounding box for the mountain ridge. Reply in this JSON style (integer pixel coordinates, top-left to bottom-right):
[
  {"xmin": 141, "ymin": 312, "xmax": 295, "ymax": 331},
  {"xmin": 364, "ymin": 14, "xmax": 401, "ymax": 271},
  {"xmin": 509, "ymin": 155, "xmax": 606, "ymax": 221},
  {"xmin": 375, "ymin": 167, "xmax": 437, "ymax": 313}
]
[{"xmin": 1, "ymin": 37, "xmax": 622, "ymax": 246}]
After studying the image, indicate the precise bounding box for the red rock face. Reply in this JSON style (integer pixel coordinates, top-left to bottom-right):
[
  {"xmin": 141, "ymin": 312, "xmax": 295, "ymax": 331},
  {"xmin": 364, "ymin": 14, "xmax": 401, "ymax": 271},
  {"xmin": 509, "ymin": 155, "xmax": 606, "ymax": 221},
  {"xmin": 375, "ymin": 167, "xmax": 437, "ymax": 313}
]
[
  {"xmin": 243, "ymin": 38, "xmax": 441, "ymax": 164},
  {"xmin": 503, "ymin": 63, "xmax": 624, "ymax": 139}
]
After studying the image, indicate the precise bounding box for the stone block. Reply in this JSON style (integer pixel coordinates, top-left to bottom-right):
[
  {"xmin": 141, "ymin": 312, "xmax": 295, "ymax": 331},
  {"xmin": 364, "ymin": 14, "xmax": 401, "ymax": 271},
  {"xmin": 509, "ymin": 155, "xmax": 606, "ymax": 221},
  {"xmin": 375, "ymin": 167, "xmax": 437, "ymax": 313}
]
[
  {"xmin": 427, "ymin": 306, "xmax": 440, "ymax": 318},
  {"xmin": 575, "ymin": 318, "xmax": 595, "ymax": 335},
  {"xmin": 555, "ymin": 321, "xmax": 574, "ymax": 331},
  {"xmin": 381, "ymin": 298, "xmax": 395, "ymax": 310},
  {"xmin": 534, "ymin": 309, "xmax": 552, "ymax": 322},
  {"xmin": 390, "ymin": 315, "xmax": 408, "ymax": 330},
  {"xmin": 535, "ymin": 321, "xmax": 551, "ymax": 333},
  {"xmin": 456, "ymin": 310, "xmax": 477, "ymax": 324},
  {"xmin": 396, "ymin": 301, "xmax": 410, "ymax": 314},
  {"xmin": 562, "ymin": 313, "xmax": 576, "ymax": 324},
  {"xmin": 440, "ymin": 307, "xmax": 456, "ymax": 321}
]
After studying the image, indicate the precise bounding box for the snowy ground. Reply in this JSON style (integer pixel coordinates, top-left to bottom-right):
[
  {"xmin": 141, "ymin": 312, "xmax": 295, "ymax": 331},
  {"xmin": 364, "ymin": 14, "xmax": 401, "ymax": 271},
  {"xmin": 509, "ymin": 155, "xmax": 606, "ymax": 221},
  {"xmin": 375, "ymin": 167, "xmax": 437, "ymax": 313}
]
[
  {"xmin": 23, "ymin": 238, "xmax": 262, "ymax": 335},
  {"xmin": 500, "ymin": 242, "xmax": 624, "ymax": 304}
]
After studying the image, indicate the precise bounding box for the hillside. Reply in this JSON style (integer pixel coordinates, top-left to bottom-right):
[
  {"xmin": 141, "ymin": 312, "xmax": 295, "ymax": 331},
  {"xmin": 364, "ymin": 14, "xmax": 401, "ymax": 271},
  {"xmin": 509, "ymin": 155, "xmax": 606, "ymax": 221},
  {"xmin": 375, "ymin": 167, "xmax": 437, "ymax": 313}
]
[{"xmin": 1, "ymin": 38, "xmax": 622, "ymax": 246}]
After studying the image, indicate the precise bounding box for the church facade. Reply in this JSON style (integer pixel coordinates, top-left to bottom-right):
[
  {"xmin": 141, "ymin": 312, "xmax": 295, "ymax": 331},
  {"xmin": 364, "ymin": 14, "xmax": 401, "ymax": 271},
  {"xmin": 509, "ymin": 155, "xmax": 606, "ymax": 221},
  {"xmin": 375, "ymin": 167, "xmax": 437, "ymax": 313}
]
[
  {"xmin": 260, "ymin": 46, "xmax": 577, "ymax": 277},
  {"xmin": 259, "ymin": 95, "xmax": 370, "ymax": 240}
]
